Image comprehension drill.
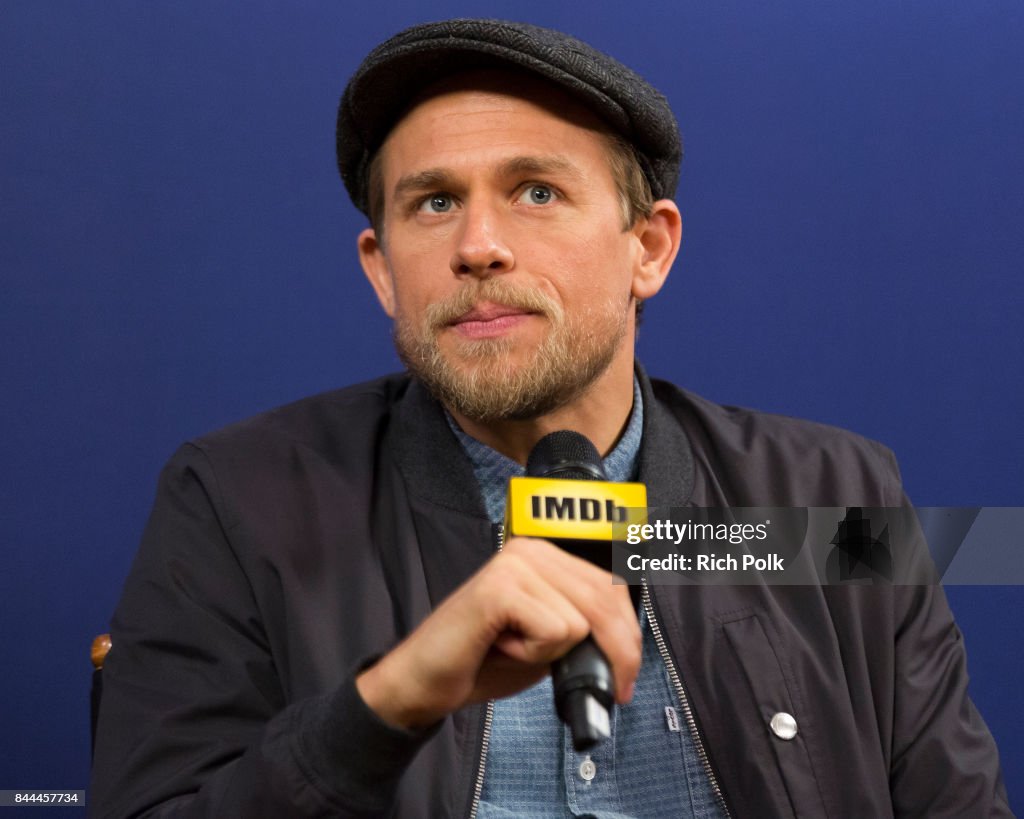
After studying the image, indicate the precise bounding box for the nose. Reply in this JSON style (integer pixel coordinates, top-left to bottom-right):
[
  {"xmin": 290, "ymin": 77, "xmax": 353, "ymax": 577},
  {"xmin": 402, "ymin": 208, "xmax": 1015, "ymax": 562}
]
[{"xmin": 449, "ymin": 200, "xmax": 514, "ymax": 278}]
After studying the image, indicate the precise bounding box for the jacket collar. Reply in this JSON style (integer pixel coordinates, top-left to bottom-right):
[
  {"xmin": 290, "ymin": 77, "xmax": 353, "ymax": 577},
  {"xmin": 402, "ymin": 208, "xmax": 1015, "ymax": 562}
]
[
  {"xmin": 635, "ymin": 364, "xmax": 696, "ymax": 508},
  {"xmin": 392, "ymin": 377, "xmax": 490, "ymax": 518},
  {"xmin": 391, "ymin": 363, "xmax": 697, "ymax": 515}
]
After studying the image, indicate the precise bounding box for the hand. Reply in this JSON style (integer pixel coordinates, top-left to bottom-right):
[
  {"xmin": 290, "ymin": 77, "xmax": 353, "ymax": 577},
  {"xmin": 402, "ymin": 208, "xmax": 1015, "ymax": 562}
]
[{"xmin": 355, "ymin": 536, "xmax": 641, "ymax": 730}]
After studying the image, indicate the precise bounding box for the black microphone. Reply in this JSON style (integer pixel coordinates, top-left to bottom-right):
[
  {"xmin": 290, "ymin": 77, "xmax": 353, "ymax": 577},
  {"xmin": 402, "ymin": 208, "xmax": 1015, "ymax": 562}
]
[{"xmin": 524, "ymin": 430, "xmax": 620, "ymax": 751}]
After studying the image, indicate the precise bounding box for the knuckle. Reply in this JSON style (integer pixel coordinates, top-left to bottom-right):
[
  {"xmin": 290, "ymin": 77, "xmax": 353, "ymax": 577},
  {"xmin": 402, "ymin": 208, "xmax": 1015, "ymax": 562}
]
[
  {"xmin": 504, "ymin": 535, "xmax": 544, "ymax": 554},
  {"xmin": 572, "ymin": 579, "xmax": 602, "ymax": 611},
  {"xmin": 564, "ymin": 611, "xmax": 590, "ymax": 643},
  {"xmin": 582, "ymin": 586, "xmax": 619, "ymax": 626},
  {"xmin": 490, "ymin": 549, "xmax": 526, "ymax": 578}
]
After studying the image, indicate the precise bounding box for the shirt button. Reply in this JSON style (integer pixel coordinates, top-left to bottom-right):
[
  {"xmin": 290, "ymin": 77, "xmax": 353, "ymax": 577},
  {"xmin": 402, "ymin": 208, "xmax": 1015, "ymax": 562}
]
[
  {"xmin": 578, "ymin": 757, "xmax": 597, "ymax": 781},
  {"xmin": 770, "ymin": 712, "xmax": 798, "ymax": 740}
]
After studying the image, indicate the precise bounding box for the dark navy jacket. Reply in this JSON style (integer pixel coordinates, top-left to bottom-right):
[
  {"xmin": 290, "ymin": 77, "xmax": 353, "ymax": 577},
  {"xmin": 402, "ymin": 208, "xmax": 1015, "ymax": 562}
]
[{"xmin": 90, "ymin": 369, "xmax": 1011, "ymax": 817}]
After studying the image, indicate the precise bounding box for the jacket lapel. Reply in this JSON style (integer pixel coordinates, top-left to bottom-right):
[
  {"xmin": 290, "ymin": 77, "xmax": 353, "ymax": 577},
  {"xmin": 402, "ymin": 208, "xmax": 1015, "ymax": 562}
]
[{"xmin": 391, "ymin": 379, "xmax": 495, "ymax": 607}]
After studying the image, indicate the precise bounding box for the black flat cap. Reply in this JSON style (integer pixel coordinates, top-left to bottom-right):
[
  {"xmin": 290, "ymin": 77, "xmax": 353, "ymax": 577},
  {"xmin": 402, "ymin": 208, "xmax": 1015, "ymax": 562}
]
[{"xmin": 337, "ymin": 18, "xmax": 682, "ymax": 217}]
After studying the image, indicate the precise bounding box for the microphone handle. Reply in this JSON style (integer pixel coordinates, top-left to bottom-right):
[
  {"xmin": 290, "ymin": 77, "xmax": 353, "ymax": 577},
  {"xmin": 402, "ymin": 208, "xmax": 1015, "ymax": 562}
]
[
  {"xmin": 546, "ymin": 535, "xmax": 616, "ymax": 751},
  {"xmin": 552, "ymin": 636, "xmax": 615, "ymax": 751}
]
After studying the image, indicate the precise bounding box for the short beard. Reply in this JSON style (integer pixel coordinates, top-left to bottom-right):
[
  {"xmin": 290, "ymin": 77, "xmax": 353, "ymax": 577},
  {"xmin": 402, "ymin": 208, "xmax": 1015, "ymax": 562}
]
[{"xmin": 393, "ymin": 279, "xmax": 628, "ymax": 422}]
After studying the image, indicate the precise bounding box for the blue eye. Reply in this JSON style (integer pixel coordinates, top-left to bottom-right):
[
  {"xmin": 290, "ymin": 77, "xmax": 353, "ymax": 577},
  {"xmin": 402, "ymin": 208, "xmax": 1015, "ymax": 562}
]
[
  {"xmin": 419, "ymin": 194, "xmax": 454, "ymax": 213},
  {"xmin": 519, "ymin": 185, "xmax": 556, "ymax": 205}
]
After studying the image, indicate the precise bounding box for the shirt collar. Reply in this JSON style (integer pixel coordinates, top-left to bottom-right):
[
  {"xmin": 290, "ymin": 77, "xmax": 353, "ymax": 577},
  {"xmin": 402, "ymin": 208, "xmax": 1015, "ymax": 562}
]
[{"xmin": 447, "ymin": 377, "xmax": 644, "ymax": 522}]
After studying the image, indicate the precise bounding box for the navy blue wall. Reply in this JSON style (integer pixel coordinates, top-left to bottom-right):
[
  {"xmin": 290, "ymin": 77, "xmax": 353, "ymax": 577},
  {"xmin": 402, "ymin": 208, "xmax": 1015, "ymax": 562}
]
[{"xmin": 3, "ymin": 1, "xmax": 1021, "ymax": 811}]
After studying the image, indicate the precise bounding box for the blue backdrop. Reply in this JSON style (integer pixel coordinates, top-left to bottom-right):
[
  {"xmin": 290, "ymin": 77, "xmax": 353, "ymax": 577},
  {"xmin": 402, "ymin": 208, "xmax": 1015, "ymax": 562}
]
[{"xmin": 2, "ymin": 1, "xmax": 1021, "ymax": 812}]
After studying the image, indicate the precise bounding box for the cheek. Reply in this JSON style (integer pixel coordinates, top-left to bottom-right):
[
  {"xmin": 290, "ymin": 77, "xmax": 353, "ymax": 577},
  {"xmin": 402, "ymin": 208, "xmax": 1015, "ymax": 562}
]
[
  {"xmin": 385, "ymin": 248, "xmax": 446, "ymax": 316},
  {"xmin": 543, "ymin": 230, "xmax": 636, "ymax": 303}
]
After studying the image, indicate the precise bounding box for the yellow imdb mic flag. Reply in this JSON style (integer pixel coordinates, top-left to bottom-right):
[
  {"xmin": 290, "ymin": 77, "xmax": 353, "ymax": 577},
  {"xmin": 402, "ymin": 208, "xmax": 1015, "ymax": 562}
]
[{"xmin": 505, "ymin": 476, "xmax": 648, "ymax": 543}]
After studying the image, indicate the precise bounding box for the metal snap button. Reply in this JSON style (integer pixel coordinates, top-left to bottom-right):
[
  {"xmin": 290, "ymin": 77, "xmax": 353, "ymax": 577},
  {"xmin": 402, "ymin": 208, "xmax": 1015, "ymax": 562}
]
[{"xmin": 770, "ymin": 711, "xmax": 798, "ymax": 740}]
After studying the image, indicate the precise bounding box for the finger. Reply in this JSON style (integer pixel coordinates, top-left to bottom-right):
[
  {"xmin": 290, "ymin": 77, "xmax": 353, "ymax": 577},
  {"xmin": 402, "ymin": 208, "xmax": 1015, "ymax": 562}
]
[
  {"xmin": 476, "ymin": 552, "xmax": 592, "ymax": 663},
  {"xmin": 489, "ymin": 598, "xmax": 588, "ymax": 664},
  {"xmin": 502, "ymin": 538, "xmax": 642, "ymax": 702}
]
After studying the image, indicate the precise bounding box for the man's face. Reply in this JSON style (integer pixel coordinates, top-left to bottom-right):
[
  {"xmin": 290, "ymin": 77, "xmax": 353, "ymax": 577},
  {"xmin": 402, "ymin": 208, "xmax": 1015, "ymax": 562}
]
[{"xmin": 359, "ymin": 73, "xmax": 651, "ymax": 422}]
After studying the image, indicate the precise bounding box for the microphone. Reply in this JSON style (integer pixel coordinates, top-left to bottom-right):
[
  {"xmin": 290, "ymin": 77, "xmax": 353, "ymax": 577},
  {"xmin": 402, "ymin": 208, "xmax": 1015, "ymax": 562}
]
[{"xmin": 505, "ymin": 430, "xmax": 647, "ymax": 751}]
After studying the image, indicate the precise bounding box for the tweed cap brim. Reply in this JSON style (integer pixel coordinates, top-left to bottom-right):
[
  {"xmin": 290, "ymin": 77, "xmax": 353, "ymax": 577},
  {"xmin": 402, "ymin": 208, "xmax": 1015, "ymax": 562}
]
[{"xmin": 337, "ymin": 18, "xmax": 682, "ymax": 217}]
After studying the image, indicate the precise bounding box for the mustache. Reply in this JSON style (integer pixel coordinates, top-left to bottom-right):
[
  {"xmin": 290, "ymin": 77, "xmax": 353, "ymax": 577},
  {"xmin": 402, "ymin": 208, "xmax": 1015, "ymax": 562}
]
[{"xmin": 424, "ymin": 279, "xmax": 563, "ymax": 330}]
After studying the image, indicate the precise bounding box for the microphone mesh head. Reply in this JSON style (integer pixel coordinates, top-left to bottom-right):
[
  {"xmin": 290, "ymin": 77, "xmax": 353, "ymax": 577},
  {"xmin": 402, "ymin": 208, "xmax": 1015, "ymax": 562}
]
[{"xmin": 526, "ymin": 431, "xmax": 607, "ymax": 480}]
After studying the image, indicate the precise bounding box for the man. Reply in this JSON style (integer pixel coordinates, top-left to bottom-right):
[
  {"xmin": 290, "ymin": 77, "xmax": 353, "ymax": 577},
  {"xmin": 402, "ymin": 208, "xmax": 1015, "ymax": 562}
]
[{"xmin": 90, "ymin": 19, "xmax": 1011, "ymax": 818}]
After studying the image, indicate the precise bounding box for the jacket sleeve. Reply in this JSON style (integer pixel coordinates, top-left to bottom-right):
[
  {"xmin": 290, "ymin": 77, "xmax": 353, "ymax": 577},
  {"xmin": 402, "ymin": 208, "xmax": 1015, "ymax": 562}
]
[
  {"xmin": 89, "ymin": 444, "xmax": 435, "ymax": 818},
  {"xmin": 888, "ymin": 577, "xmax": 1013, "ymax": 817},
  {"xmin": 877, "ymin": 444, "xmax": 1014, "ymax": 817}
]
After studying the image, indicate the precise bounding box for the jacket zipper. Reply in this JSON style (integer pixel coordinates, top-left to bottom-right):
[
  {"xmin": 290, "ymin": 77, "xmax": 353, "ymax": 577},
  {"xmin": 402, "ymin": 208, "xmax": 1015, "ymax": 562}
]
[
  {"xmin": 469, "ymin": 532, "xmax": 729, "ymax": 817},
  {"xmin": 642, "ymin": 580, "xmax": 732, "ymax": 817},
  {"xmin": 468, "ymin": 700, "xmax": 494, "ymax": 819},
  {"xmin": 468, "ymin": 524, "xmax": 504, "ymax": 819}
]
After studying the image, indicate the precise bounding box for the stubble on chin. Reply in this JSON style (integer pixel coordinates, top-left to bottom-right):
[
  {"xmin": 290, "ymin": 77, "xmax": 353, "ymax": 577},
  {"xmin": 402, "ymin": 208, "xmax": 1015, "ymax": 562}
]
[{"xmin": 393, "ymin": 279, "xmax": 628, "ymax": 422}]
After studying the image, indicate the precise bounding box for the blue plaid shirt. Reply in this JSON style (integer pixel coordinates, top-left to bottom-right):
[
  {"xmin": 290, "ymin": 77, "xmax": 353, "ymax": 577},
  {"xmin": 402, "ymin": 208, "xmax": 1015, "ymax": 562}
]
[{"xmin": 448, "ymin": 380, "xmax": 726, "ymax": 818}]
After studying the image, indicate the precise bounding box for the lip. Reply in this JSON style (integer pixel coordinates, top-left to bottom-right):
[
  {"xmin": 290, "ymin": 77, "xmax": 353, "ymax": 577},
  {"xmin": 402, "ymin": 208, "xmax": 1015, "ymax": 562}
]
[
  {"xmin": 451, "ymin": 303, "xmax": 534, "ymax": 324},
  {"xmin": 448, "ymin": 302, "xmax": 537, "ymax": 339}
]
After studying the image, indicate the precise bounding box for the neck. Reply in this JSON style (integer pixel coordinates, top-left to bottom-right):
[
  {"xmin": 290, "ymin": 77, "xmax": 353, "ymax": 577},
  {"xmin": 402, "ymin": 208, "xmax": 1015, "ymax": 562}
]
[{"xmin": 446, "ymin": 358, "xmax": 636, "ymax": 465}]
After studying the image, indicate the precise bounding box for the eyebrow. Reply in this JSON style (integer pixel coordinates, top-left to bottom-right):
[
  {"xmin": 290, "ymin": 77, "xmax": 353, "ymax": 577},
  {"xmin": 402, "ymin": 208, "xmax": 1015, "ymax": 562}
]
[
  {"xmin": 392, "ymin": 155, "xmax": 585, "ymax": 202},
  {"xmin": 393, "ymin": 169, "xmax": 454, "ymax": 202}
]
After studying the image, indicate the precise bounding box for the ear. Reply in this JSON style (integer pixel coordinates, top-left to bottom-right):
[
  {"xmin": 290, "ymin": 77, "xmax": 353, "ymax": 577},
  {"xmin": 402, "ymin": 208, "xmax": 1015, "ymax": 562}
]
[
  {"xmin": 358, "ymin": 227, "xmax": 396, "ymax": 318},
  {"xmin": 630, "ymin": 199, "xmax": 682, "ymax": 301}
]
